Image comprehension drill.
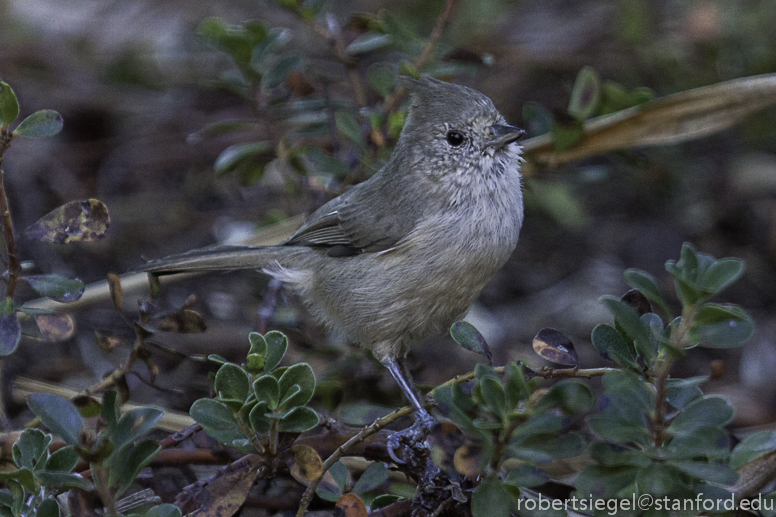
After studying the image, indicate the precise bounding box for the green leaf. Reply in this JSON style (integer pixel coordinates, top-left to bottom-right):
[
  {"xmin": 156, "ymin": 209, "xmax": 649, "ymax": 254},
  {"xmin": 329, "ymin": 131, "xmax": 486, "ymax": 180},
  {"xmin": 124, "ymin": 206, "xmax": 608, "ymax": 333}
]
[
  {"xmin": 248, "ymin": 401, "xmax": 271, "ymax": 434},
  {"xmin": 589, "ymin": 442, "xmax": 651, "ymax": 467},
  {"xmin": 665, "ymin": 426, "xmax": 730, "ymax": 460},
  {"xmin": 0, "ymin": 82, "xmax": 19, "ymax": 125},
  {"xmin": 34, "ymin": 471, "xmax": 93, "ymax": 490},
  {"xmin": 433, "ymin": 386, "xmax": 487, "ymax": 439},
  {"xmin": 568, "ymin": 66, "xmax": 601, "ymax": 120},
  {"xmin": 345, "ymin": 32, "xmax": 392, "ymax": 56},
  {"xmin": 479, "ymin": 377, "xmax": 506, "ymax": 419},
  {"xmin": 335, "ymin": 110, "xmax": 365, "ymax": 149},
  {"xmin": 471, "ymin": 478, "xmax": 511, "ymax": 517},
  {"xmin": 278, "ymin": 406, "xmax": 319, "ymax": 433},
  {"xmin": 552, "ymin": 117, "xmax": 584, "ymax": 152},
  {"xmin": 0, "ymin": 468, "xmax": 35, "ymax": 493},
  {"xmin": 669, "ymin": 460, "xmax": 738, "ymax": 485},
  {"xmin": 450, "ymin": 321, "xmax": 492, "ymax": 361},
  {"xmin": 668, "ymin": 396, "xmax": 733, "ymax": 436},
  {"xmin": 248, "ymin": 332, "xmax": 267, "ymax": 355},
  {"xmin": 509, "ymin": 433, "xmax": 584, "ymax": 463},
  {"xmin": 370, "ymin": 495, "xmax": 403, "ymax": 511},
  {"xmin": 44, "ymin": 446, "xmax": 80, "ymax": 473},
  {"xmin": 14, "ymin": 110, "xmax": 63, "ymax": 137},
  {"xmin": 590, "ymin": 323, "xmax": 637, "ymax": 367},
  {"xmin": 504, "ymin": 362, "xmax": 529, "ymax": 409},
  {"xmin": 13, "ymin": 428, "xmax": 51, "ymax": 471},
  {"xmin": 635, "ymin": 462, "xmax": 675, "ymax": 496},
  {"xmin": 504, "ymin": 464, "xmax": 549, "ymax": 488},
  {"xmin": 24, "ymin": 275, "xmax": 85, "ymax": 303},
  {"xmin": 145, "ymin": 504, "xmax": 182, "ymax": 517},
  {"xmin": 27, "ymin": 394, "xmax": 83, "ymax": 446},
  {"xmin": 253, "ymin": 375, "xmax": 280, "ymax": 409},
  {"xmin": 352, "ymin": 461, "xmax": 389, "ymax": 494},
  {"xmin": 623, "ymin": 268, "xmax": 670, "ymax": 316},
  {"xmin": 277, "ymin": 363, "xmax": 315, "ymax": 410},
  {"xmin": 214, "ymin": 142, "xmax": 274, "ymax": 175},
  {"xmin": 587, "ymin": 415, "xmax": 650, "ymax": 445},
  {"xmin": 261, "ymin": 55, "xmax": 303, "ymax": 89},
  {"xmin": 112, "ymin": 407, "xmax": 164, "ymax": 450},
  {"xmin": 599, "ymin": 296, "xmax": 655, "ymax": 363},
  {"xmin": 316, "ymin": 461, "xmax": 348, "ymax": 502},
  {"xmin": 698, "ymin": 258, "xmax": 745, "ymax": 296},
  {"xmin": 36, "ymin": 498, "xmax": 60, "ymax": 517},
  {"xmin": 574, "ymin": 465, "xmax": 640, "ymax": 499},
  {"xmin": 263, "ymin": 331, "xmax": 288, "ymax": 372},
  {"xmin": 512, "ymin": 414, "xmax": 564, "ymax": 438},
  {"xmin": 109, "ymin": 440, "xmax": 161, "ymax": 496},
  {"xmin": 190, "ymin": 399, "xmax": 249, "ymax": 448},
  {"xmin": 215, "ymin": 363, "xmax": 251, "ymax": 404},
  {"xmin": 101, "ymin": 390, "xmax": 120, "ymax": 437},
  {"xmin": 731, "ymin": 431, "xmax": 776, "ymax": 469},
  {"xmin": 693, "ymin": 303, "xmax": 754, "ymax": 348},
  {"xmin": 534, "ymin": 379, "xmax": 594, "ymax": 417},
  {"xmin": 0, "ymin": 298, "xmax": 21, "ymax": 356}
]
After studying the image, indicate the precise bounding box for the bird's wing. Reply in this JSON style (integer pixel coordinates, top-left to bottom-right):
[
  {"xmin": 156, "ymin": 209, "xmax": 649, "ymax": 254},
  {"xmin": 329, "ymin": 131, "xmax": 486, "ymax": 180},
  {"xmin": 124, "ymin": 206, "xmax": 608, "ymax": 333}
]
[{"xmin": 284, "ymin": 182, "xmax": 419, "ymax": 254}]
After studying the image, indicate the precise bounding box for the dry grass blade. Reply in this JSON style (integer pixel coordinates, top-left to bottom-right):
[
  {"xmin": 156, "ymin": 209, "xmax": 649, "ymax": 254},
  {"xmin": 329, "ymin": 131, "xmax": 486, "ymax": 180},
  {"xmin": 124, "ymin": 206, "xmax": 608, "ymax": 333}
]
[{"xmin": 523, "ymin": 73, "xmax": 776, "ymax": 167}]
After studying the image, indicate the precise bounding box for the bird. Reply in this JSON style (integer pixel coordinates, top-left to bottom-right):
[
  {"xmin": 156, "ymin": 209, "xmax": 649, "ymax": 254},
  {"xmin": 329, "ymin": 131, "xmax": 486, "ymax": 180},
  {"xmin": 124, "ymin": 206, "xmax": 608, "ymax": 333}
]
[{"xmin": 142, "ymin": 76, "xmax": 525, "ymax": 460}]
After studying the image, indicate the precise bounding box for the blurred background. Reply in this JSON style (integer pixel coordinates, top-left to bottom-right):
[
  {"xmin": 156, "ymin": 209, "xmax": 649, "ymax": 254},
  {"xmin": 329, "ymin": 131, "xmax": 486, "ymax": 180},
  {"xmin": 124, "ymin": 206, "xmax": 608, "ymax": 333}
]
[{"xmin": 1, "ymin": 0, "xmax": 776, "ymax": 430}]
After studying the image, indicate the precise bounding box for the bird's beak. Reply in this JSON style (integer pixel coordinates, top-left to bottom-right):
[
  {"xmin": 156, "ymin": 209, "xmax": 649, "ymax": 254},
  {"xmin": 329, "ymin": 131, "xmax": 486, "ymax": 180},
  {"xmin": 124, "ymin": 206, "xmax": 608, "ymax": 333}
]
[{"xmin": 489, "ymin": 124, "xmax": 526, "ymax": 149}]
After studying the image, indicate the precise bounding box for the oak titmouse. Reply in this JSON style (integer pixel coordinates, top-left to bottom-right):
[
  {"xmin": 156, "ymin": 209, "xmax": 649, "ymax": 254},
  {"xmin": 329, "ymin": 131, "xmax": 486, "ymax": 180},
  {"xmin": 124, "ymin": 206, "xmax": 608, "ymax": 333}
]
[{"xmin": 143, "ymin": 76, "xmax": 525, "ymax": 459}]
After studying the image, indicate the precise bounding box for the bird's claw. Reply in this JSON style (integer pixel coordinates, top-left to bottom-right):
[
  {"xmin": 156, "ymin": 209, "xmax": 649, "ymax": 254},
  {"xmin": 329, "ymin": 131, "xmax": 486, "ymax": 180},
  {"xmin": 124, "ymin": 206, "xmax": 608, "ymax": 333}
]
[{"xmin": 387, "ymin": 409, "xmax": 435, "ymax": 464}]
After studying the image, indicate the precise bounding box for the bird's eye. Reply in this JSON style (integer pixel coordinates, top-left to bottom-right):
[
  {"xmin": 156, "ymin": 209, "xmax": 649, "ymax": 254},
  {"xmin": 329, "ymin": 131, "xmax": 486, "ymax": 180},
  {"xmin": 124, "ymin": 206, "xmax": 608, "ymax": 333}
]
[{"xmin": 446, "ymin": 131, "xmax": 465, "ymax": 147}]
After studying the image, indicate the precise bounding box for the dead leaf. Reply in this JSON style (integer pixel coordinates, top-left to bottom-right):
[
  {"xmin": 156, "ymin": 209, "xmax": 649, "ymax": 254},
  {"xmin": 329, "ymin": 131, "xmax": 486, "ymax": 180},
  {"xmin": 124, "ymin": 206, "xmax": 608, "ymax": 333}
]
[
  {"xmin": 193, "ymin": 455, "xmax": 263, "ymax": 517},
  {"xmin": 25, "ymin": 199, "xmax": 110, "ymax": 244},
  {"xmin": 94, "ymin": 331, "xmax": 128, "ymax": 352},
  {"xmin": 149, "ymin": 309, "xmax": 207, "ymax": 333},
  {"xmin": 287, "ymin": 445, "xmax": 323, "ymax": 486},
  {"xmin": 35, "ymin": 313, "xmax": 75, "ymax": 342},
  {"xmin": 106, "ymin": 273, "xmax": 122, "ymax": 312},
  {"xmin": 523, "ymin": 73, "xmax": 776, "ymax": 167},
  {"xmin": 336, "ymin": 493, "xmax": 368, "ymax": 517},
  {"xmin": 453, "ymin": 444, "xmax": 484, "ymax": 477},
  {"xmin": 532, "ymin": 328, "xmax": 578, "ymax": 366}
]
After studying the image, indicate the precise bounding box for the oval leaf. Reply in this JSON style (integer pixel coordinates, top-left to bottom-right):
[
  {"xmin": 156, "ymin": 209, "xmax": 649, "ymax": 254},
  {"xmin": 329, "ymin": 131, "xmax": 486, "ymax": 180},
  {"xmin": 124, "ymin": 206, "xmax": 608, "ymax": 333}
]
[
  {"xmin": 0, "ymin": 298, "xmax": 21, "ymax": 356},
  {"xmin": 215, "ymin": 363, "xmax": 250, "ymax": 404},
  {"xmin": 263, "ymin": 330, "xmax": 288, "ymax": 372},
  {"xmin": 277, "ymin": 363, "xmax": 315, "ymax": 409},
  {"xmin": 14, "ymin": 110, "xmax": 63, "ymax": 137},
  {"xmin": 0, "ymin": 82, "xmax": 20, "ymax": 125},
  {"xmin": 450, "ymin": 321, "xmax": 492, "ymax": 361},
  {"xmin": 214, "ymin": 142, "xmax": 273, "ymax": 175},
  {"xmin": 532, "ymin": 327, "xmax": 578, "ymax": 366},
  {"xmin": 279, "ymin": 406, "xmax": 319, "ymax": 433},
  {"xmin": 35, "ymin": 313, "xmax": 76, "ymax": 342},
  {"xmin": 27, "ymin": 394, "xmax": 83, "ymax": 446},
  {"xmin": 25, "ymin": 199, "xmax": 110, "ymax": 243},
  {"xmin": 568, "ymin": 65, "xmax": 601, "ymax": 120},
  {"xmin": 24, "ymin": 274, "xmax": 85, "ymax": 302}
]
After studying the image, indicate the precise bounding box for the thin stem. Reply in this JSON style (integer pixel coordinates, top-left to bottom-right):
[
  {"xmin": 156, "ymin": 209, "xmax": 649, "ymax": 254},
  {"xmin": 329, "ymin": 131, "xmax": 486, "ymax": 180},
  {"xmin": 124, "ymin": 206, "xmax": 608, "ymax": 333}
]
[
  {"xmin": 0, "ymin": 128, "xmax": 18, "ymax": 299},
  {"xmin": 382, "ymin": 0, "xmax": 458, "ymax": 115}
]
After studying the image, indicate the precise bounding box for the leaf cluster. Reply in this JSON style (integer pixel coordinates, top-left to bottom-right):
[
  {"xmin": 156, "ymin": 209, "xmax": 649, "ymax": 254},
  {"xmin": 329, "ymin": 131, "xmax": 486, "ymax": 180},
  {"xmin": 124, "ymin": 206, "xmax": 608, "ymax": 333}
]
[{"xmin": 189, "ymin": 331, "xmax": 319, "ymax": 454}]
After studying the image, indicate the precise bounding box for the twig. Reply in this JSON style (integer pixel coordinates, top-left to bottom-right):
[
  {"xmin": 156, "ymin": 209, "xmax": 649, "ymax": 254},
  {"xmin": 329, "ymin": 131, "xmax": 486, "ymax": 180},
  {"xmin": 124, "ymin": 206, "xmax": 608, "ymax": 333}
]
[
  {"xmin": 382, "ymin": 0, "xmax": 458, "ymax": 115},
  {"xmin": 533, "ymin": 366, "xmax": 617, "ymax": 379},
  {"xmin": 0, "ymin": 128, "xmax": 18, "ymax": 299},
  {"xmin": 296, "ymin": 406, "xmax": 414, "ymax": 517}
]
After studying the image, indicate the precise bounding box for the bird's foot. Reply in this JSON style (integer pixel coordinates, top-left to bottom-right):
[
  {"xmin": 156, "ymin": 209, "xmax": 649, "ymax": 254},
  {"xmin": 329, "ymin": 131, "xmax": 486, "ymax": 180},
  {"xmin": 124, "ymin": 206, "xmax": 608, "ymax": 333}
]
[{"xmin": 387, "ymin": 409, "xmax": 435, "ymax": 465}]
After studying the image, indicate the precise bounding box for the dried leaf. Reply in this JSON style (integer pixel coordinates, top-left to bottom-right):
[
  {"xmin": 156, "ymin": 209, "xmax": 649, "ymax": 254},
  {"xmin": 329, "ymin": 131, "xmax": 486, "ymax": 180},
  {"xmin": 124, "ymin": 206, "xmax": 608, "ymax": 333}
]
[
  {"xmin": 453, "ymin": 444, "xmax": 484, "ymax": 477},
  {"xmin": 532, "ymin": 328, "xmax": 578, "ymax": 366},
  {"xmin": 336, "ymin": 493, "xmax": 368, "ymax": 517},
  {"xmin": 94, "ymin": 330, "xmax": 127, "ymax": 352},
  {"xmin": 107, "ymin": 273, "xmax": 122, "ymax": 312},
  {"xmin": 621, "ymin": 289, "xmax": 652, "ymax": 316},
  {"xmin": 192, "ymin": 455, "xmax": 262, "ymax": 517},
  {"xmin": 149, "ymin": 309, "xmax": 207, "ymax": 333},
  {"xmin": 287, "ymin": 445, "xmax": 323, "ymax": 486},
  {"xmin": 524, "ymin": 73, "xmax": 776, "ymax": 166},
  {"xmin": 25, "ymin": 199, "xmax": 110, "ymax": 244},
  {"xmin": 35, "ymin": 313, "xmax": 76, "ymax": 342}
]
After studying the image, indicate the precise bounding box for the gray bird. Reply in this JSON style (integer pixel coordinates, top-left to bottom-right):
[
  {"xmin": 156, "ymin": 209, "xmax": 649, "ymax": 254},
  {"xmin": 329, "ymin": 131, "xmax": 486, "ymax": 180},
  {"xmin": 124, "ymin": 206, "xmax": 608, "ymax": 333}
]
[{"xmin": 142, "ymin": 76, "xmax": 525, "ymax": 460}]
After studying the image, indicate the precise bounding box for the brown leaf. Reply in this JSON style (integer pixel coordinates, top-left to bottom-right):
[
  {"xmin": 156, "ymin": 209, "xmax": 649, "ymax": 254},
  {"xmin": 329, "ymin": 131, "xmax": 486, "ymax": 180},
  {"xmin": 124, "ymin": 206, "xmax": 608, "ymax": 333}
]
[
  {"xmin": 524, "ymin": 73, "xmax": 776, "ymax": 167},
  {"xmin": 532, "ymin": 328, "xmax": 578, "ymax": 366},
  {"xmin": 621, "ymin": 289, "xmax": 652, "ymax": 316},
  {"xmin": 106, "ymin": 273, "xmax": 122, "ymax": 312},
  {"xmin": 194, "ymin": 455, "xmax": 263, "ymax": 517},
  {"xmin": 150, "ymin": 309, "xmax": 207, "ymax": 333},
  {"xmin": 287, "ymin": 445, "xmax": 323, "ymax": 486},
  {"xmin": 336, "ymin": 493, "xmax": 368, "ymax": 517},
  {"xmin": 453, "ymin": 444, "xmax": 484, "ymax": 477},
  {"xmin": 35, "ymin": 313, "xmax": 75, "ymax": 342},
  {"xmin": 94, "ymin": 330, "xmax": 128, "ymax": 352},
  {"xmin": 25, "ymin": 199, "xmax": 110, "ymax": 244}
]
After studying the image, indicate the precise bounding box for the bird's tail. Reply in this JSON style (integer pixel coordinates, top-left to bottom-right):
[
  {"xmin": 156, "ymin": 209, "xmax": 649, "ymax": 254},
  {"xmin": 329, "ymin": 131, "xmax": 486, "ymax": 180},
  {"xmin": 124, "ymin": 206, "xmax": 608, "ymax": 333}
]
[{"xmin": 141, "ymin": 245, "xmax": 308, "ymax": 275}]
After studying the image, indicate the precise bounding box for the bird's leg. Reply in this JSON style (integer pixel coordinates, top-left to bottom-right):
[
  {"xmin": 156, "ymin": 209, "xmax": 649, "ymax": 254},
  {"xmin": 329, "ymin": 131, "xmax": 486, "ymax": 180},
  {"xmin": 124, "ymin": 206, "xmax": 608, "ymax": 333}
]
[{"xmin": 383, "ymin": 357, "xmax": 435, "ymax": 464}]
